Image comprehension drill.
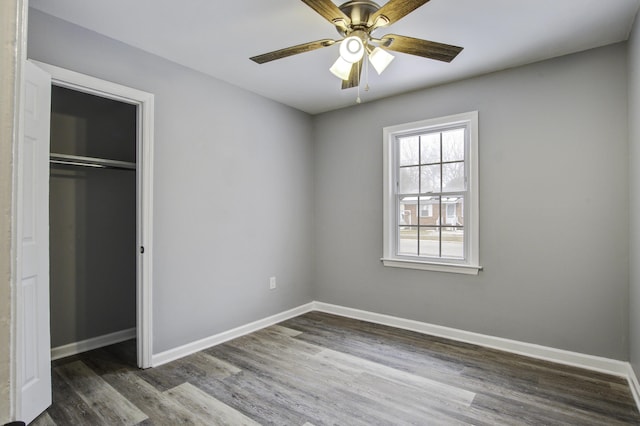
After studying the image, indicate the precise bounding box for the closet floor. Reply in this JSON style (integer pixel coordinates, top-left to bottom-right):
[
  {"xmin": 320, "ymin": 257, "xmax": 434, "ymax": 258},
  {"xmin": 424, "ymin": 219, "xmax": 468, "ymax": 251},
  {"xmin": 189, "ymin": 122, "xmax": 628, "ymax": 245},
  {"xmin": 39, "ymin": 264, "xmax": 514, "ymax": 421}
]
[{"xmin": 32, "ymin": 312, "xmax": 640, "ymax": 425}]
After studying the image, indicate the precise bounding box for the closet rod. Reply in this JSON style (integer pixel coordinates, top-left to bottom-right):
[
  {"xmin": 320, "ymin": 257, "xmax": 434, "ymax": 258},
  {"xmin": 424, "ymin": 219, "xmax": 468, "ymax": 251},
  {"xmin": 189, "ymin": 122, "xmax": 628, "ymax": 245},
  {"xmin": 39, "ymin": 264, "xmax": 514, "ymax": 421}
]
[{"xmin": 50, "ymin": 153, "xmax": 136, "ymax": 171}]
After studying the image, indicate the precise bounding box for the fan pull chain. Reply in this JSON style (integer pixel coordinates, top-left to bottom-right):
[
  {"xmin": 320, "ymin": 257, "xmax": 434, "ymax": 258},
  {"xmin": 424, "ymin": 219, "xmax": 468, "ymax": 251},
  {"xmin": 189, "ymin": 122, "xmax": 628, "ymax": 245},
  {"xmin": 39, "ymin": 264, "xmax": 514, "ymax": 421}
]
[
  {"xmin": 356, "ymin": 54, "xmax": 370, "ymax": 104},
  {"xmin": 356, "ymin": 59, "xmax": 362, "ymax": 104},
  {"xmin": 365, "ymin": 51, "xmax": 370, "ymax": 92}
]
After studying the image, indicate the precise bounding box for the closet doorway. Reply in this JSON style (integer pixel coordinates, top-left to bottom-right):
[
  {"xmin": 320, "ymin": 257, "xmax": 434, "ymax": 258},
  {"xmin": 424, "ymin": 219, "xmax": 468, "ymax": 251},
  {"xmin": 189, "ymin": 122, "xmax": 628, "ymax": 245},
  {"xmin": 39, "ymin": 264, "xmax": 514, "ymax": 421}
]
[{"xmin": 36, "ymin": 61, "xmax": 154, "ymax": 369}]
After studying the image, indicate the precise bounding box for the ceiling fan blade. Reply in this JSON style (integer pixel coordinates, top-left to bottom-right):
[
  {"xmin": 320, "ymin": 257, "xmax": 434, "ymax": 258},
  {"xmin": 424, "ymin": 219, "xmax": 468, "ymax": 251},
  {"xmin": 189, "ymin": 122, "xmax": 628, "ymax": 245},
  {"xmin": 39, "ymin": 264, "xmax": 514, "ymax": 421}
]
[
  {"xmin": 369, "ymin": 0, "xmax": 430, "ymax": 29},
  {"xmin": 250, "ymin": 39, "xmax": 336, "ymax": 64},
  {"xmin": 381, "ymin": 34, "xmax": 463, "ymax": 63},
  {"xmin": 342, "ymin": 58, "xmax": 363, "ymax": 90},
  {"xmin": 300, "ymin": 0, "xmax": 351, "ymax": 27}
]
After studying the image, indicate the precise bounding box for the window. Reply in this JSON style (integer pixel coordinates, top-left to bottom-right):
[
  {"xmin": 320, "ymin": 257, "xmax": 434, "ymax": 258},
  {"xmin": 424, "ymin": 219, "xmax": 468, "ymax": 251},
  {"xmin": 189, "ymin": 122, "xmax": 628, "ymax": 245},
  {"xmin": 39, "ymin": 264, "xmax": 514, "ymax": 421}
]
[
  {"xmin": 382, "ymin": 111, "xmax": 480, "ymax": 274},
  {"xmin": 419, "ymin": 204, "xmax": 433, "ymax": 218}
]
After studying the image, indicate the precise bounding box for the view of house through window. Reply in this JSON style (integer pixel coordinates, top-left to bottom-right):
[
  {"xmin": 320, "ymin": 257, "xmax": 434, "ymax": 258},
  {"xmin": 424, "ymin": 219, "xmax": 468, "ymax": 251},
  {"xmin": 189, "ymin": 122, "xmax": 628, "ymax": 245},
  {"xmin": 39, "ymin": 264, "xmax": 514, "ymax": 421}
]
[{"xmin": 397, "ymin": 127, "xmax": 466, "ymax": 259}]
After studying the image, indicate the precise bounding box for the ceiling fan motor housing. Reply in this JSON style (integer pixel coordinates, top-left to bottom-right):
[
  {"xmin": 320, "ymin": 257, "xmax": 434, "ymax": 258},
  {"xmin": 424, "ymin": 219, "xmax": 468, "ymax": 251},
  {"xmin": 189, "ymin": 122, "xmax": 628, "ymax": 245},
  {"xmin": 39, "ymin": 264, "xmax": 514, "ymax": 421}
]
[{"xmin": 337, "ymin": 0, "xmax": 382, "ymax": 36}]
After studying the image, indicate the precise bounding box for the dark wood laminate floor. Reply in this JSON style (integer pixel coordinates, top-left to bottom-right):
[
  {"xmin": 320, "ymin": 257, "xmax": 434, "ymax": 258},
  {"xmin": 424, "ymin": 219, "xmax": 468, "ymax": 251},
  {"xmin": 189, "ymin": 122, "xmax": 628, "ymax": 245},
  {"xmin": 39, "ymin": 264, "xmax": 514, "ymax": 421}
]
[{"xmin": 31, "ymin": 312, "xmax": 640, "ymax": 425}]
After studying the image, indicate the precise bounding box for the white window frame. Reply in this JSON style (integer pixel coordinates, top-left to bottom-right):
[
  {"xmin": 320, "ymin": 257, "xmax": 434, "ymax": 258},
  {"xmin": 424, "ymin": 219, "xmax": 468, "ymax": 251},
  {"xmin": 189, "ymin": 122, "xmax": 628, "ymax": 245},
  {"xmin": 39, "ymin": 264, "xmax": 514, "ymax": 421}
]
[{"xmin": 382, "ymin": 111, "xmax": 481, "ymax": 275}]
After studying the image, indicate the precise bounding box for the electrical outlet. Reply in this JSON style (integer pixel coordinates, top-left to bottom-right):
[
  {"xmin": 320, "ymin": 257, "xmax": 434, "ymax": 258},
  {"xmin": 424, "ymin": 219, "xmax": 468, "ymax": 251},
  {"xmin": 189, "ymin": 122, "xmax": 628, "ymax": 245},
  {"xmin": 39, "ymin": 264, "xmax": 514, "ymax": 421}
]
[{"xmin": 269, "ymin": 276, "xmax": 277, "ymax": 290}]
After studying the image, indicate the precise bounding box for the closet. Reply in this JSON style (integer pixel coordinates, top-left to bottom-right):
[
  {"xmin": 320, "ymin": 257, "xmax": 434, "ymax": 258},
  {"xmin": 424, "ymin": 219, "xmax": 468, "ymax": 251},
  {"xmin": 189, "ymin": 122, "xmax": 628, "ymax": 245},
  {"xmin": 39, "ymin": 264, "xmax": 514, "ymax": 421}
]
[{"xmin": 49, "ymin": 85, "xmax": 137, "ymax": 356}]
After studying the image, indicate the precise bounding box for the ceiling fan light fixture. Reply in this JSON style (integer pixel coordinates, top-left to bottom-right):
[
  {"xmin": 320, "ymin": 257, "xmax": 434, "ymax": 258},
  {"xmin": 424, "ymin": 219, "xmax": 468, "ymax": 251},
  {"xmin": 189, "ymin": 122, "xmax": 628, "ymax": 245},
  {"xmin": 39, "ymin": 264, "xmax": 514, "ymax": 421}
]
[
  {"xmin": 330, "ymin": 56, "xmax": 353, "ymax": 80},
  {"xmin": 339, "ymin": 36, "xmax": 365, "ymax": 63},
  {"xmin": 369, "ymin": 46, "xmax": 395, "ymax": 74},
  {"xmin": 250, "ymin": 0, "xmax": 464, "ymax": 93}
]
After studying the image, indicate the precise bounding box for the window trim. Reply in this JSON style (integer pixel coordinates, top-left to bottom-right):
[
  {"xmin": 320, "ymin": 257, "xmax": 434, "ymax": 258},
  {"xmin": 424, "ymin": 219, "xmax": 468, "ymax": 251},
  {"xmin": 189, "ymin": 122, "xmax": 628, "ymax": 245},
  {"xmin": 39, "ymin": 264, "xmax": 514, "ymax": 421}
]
[{"xmin": 382, "ymin": 111, "xmax": 481, "ymax": 275}]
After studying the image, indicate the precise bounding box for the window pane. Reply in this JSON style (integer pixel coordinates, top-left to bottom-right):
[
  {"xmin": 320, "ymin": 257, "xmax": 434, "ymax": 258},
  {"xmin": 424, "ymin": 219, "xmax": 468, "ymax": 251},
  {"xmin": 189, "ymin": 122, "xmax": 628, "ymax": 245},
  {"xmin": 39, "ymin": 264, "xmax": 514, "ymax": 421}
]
[
  {"xmin": 418, "ymin": 196, "xmax": 439, "ymax": 225},
  {"xmin": 398, "ymin": 226, "xmax": 418, "ymax": 256},
  {"xmin": 442, "ymin": 196, "xmax": 463, "ymax": 226},
  {"xmin": 442, "ymin": 162, "xmax": 465, "ymax": 192},
  {"xmin": 420, "ymin": 164, "xmax": 441, "ymax": 193},
  {"xmin": 418, "ymin": 227, "xmax": 440, "ymax": 257},
  {"xmin": 442, "ymin": 227, "xmax": 464, "ymax": 258},
  {"xmin": 399, "ymin": 166, "xmax": 419, "ymax": 193},
  {"xmin": 399, "ymin": 196, "xmax": 418, "ymax": 226},
  {"xmin": 442, "ymin": 128, "xmax": 465, "ymax": 162},
  {"xmin": 420, "ymin": 133, "xmax": 440, "ymax": 164},
  {"xmin": 399, "ymin": 136, "xmax": 419, "ymax": 166}
]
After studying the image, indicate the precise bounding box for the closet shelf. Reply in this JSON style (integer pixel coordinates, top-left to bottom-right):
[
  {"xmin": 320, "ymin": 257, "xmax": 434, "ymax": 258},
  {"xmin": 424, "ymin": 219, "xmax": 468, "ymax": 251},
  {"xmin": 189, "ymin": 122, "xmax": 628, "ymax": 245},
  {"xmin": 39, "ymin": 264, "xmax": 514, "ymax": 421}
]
[{"xmin": 50, "ymin": 153, "xmax": 136, "ymax": 171}]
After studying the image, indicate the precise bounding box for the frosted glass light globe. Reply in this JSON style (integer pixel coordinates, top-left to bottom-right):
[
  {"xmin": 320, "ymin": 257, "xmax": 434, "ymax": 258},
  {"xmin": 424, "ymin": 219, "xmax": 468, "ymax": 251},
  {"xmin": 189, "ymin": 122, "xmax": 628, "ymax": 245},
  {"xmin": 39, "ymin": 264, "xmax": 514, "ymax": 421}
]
[{"xmin": 340, "ymin": 36, "xmax": 364, "ymax": 63}]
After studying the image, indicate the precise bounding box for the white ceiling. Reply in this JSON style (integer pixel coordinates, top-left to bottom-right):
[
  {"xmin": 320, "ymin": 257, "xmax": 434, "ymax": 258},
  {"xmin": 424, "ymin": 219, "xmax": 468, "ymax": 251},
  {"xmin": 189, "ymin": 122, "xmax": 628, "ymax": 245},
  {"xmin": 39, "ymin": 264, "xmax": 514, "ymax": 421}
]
[{"xmin": 30, "ymin": 0, "xmax": 640, "ymax": 114}]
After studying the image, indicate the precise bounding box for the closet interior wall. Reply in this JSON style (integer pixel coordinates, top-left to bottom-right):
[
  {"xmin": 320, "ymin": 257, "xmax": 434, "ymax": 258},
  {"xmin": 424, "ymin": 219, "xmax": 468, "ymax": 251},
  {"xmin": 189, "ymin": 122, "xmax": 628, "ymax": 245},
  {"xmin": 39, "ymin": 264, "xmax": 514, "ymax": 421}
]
[{"xmin": 49, "ymin": 85, "xmax": 137, "ymax": 349}]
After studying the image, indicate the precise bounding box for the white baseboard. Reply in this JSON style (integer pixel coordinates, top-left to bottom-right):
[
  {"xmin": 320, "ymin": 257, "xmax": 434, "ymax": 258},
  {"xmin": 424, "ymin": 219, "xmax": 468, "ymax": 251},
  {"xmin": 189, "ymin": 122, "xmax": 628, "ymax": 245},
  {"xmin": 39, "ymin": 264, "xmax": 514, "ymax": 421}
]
[
  {"xmin": 51, "ymin": 328, "xmax": 136, "ymax": 361},
  {"xmin": 629, "ymin": 364, "xmax": 640, "ymax": 410},
  {"xmin": 151, "ymin": 303, "xmax": 315, "ymax": 367},
  {"xmin": 311, "ymin": 302, "xmax": 631, "ymax": 378}
]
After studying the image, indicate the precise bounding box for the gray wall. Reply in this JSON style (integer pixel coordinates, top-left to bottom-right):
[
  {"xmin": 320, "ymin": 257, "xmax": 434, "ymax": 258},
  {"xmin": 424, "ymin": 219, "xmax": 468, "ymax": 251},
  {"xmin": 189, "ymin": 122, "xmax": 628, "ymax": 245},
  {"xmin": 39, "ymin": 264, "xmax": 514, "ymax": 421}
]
[
  {"xmin": 28, "ymin": 9, "xmax": 315, "ymax": 354},
  {"xmin": 313, "ymin": 44, "xmax": 630, "ymax": 360},
  {"xmin": 49, "ymin": 87, "xmax": 137, "ymax": 347},
  {"xmin": 630, "ymin": 11, "xmax": 640, "ymax": 375}
]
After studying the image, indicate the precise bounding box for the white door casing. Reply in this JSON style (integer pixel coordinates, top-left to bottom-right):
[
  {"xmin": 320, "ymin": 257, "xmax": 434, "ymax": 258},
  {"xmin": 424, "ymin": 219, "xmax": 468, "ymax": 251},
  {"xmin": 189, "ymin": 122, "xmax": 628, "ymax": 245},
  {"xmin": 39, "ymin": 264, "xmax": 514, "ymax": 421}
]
[
  {"xmin": 17, "ymin": 60, "xmax": 52, "ymax": 424},
  {"xmin": 31, "ymin": 60, "xmax": 155, "ymax": 369}
]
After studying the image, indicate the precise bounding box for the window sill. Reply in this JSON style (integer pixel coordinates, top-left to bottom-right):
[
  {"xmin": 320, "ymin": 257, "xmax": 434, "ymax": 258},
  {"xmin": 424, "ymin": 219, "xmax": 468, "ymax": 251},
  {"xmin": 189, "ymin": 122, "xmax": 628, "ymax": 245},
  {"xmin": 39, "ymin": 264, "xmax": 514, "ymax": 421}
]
[{"xmin": 381, "ymin": 258, "xmax": 482, "ymax": 275}]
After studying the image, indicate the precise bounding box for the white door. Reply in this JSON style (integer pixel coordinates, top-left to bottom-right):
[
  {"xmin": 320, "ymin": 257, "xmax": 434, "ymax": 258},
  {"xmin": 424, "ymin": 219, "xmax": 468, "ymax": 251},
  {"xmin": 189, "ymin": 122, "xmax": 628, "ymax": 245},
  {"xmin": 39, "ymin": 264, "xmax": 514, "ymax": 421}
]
[{"xmin": 17, "ymin": 60, "xmax": 52, "ymax": 424}]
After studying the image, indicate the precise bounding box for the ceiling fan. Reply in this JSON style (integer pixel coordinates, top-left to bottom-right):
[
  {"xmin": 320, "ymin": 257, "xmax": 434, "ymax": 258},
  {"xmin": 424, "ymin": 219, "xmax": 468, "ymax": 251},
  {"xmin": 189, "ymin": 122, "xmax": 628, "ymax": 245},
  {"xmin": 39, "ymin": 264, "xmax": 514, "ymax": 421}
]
[{"xmin": 250, "ymin": 0, "xmax": 463, "ymax": 91}]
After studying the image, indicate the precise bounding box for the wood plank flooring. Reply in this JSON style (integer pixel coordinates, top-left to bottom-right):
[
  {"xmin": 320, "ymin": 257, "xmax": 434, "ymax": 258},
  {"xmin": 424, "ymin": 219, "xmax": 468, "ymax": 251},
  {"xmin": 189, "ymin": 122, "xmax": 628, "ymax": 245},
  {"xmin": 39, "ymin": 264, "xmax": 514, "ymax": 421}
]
[{"xmin": 31, "ymin": 312, "xmax": 640, "ymax": 425}]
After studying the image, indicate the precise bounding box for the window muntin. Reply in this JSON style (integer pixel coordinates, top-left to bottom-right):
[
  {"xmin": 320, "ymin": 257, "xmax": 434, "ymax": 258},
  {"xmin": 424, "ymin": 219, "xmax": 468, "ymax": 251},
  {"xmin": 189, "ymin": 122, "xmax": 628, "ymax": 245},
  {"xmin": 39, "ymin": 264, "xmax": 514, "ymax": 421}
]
[{"xmin": 382, "ymin": 111, "xmax": 479, "ymax": 274}]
